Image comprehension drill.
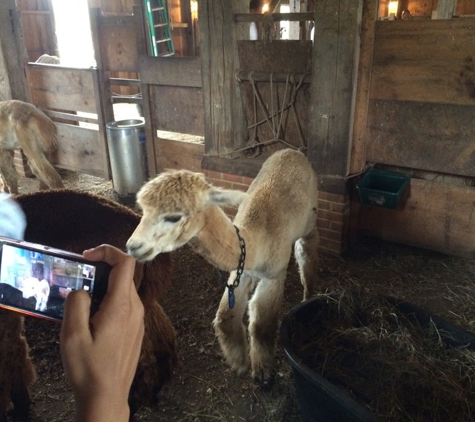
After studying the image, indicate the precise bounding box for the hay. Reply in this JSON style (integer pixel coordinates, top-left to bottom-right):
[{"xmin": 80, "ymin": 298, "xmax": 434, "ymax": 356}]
[{"xmin": 289, "ymin": 290, "xmax": 475, "ymax": 422}]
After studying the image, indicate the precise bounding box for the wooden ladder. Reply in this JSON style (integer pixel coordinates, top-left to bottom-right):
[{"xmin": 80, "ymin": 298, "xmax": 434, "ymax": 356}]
[{"xmin": 144, "ymin": 0, "xmax": 175, "ymax": 57}]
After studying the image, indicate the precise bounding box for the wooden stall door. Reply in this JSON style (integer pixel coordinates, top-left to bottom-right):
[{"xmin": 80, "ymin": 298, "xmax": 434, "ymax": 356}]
[{"xmin": 26, "ymin": 63, "xmax": 111, "ymax": 179}]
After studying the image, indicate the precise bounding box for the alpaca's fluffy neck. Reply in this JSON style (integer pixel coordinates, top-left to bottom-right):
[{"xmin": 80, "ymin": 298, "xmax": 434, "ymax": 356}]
[{"xmin": 188, "ymin": 206, "xmax": 254, "ymax": 272}]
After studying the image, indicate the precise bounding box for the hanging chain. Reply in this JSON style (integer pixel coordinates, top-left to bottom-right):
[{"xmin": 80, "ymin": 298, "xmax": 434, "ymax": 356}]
[{"xmin": 216, "ymin": 225, "xmax": 246, "ymax": 309}]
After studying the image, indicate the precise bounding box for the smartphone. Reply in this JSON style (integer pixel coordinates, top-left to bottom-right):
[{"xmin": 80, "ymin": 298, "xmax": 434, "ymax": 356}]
[{"xmin": 0, "ymin": 236, "xmax": 111, "ymax": 322}]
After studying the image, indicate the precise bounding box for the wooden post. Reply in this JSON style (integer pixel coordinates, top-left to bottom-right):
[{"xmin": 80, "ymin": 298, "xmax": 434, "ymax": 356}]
[
  {"xmin": 133, "ymin": 4, "xmax": 158, "ymax": 177},
  {"xmin": 199, "ymin": 0, "xmax": 248, "ymax": 156},
  {"xmin": 307, "ymin": 0, "xmax": 364, "ymax": 255},
  {"xmin": 0, "ymin": 0, "xmax": 29, "ymax": 101},
  {"xmin": 350, "ymin": 0, "xmax": 379, "ymax": 174},
  {"xmin": 307, "ymin": 0, "xmax": 363, "ymax": 184}
]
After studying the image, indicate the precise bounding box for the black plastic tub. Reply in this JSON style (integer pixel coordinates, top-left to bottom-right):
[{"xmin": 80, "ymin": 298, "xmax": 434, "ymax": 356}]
[{"xmin": 280, "ymin": 295, "xmax": 475, "ymax": 422}]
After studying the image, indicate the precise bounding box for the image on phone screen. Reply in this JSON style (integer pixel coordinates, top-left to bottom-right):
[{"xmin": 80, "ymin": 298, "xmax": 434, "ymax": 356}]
[{"xmin": 0, "ymin": 243, "xmax": 97, "ymax": 320}]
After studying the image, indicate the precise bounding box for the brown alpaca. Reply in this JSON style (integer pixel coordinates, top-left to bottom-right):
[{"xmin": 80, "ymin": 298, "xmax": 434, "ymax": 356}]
[
  {"xmin": 0, "ymin": 309, "xmax": 36, "ymax": 422},
  {"xmin": 0, "ymin": 100, "xmax": 64, "ymax": 194},
  {"xmin": 0, "ymin": 189, "xmax": 176, "ymax": 419}
]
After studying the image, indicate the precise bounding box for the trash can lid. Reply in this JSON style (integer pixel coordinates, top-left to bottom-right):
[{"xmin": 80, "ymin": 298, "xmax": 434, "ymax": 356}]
[{"xmin": 106, "ymin": 118, "xmax": 145, "ymax": 129}]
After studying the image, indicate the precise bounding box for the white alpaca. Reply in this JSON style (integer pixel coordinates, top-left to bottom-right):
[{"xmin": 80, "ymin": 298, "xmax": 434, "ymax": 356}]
[
  {"xmin": 126, "ymin": 148, "xmax": 320, "ymax": 382},
  {"xmin": 35, "ymin": 54, "xmax": 60, "ymax": 65},
  {"xmin": 19, "ymin": 277, "xmax": 50, "ymax": 312}
]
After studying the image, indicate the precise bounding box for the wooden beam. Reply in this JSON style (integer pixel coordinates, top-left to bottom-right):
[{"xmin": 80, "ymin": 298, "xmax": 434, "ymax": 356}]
[
  {"xmin": 200, "ymin": 0, "xmax": 248, "ymax": 156},
  {"xmin": 307, "ymin": 0, "xmax": 363, "ymax": 179},
  {"xmin": 234, "ymin": 12, "xmax": 315, "ymax": 22},
  {"xmin": 139, "ymin": 56, "xmax": 202, "ymax": 87},
  {"xmin": 350, "ymin": 0, "xmax": 379, "ymax": 174},
  {"xmin": 0, "ymin": 3, "xmax": 29, "ymax": 101}
]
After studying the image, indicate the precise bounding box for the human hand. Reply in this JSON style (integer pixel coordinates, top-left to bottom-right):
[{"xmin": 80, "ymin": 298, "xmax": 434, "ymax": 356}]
[{"xmin": 60, "ymin": 244, "xmax": 144, "ymax": 422}]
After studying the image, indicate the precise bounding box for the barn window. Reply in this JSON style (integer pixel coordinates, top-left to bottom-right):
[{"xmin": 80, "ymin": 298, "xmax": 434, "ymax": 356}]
[
  {"xmin": 51, "ymin": 0, "xmax": 95, "ymax": 67},
  {"xmin": 143, "ymin": 0, "xmax": 199, "ymax": 57}
]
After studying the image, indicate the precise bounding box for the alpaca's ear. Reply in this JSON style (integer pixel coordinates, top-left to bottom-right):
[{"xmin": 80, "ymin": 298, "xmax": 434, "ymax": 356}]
[{"xmin": 207, "ymin": 187, "xmax": 248, "ymax": 207}]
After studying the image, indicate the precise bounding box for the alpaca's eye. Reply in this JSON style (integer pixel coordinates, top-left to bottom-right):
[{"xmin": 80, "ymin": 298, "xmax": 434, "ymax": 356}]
[{"xmin": 164, "ymin": 215, "xmax": 182, "ymax": 223}]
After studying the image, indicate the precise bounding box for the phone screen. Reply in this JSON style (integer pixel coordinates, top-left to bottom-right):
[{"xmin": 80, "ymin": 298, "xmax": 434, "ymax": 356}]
[{"xmin": 0, "ymin": 242, "xmax": 101, "ymax": 321}]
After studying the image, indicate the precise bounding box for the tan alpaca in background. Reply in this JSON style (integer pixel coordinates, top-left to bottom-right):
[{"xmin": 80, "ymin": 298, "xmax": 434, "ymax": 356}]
[{"xmin": 0, "ymin": 100, "xmax": 64, "ymax": 193}]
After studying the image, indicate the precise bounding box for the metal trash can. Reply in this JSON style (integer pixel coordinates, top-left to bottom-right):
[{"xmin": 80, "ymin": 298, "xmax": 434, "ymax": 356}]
[{"xmin": 106, "ymin": 119, "xmax": 149, "ymax": 205}]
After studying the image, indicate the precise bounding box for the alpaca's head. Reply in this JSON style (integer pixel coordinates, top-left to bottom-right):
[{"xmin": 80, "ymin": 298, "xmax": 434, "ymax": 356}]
[{"xmin": 127, "ymin": 169, "xmax": 247, "ymax": 262}]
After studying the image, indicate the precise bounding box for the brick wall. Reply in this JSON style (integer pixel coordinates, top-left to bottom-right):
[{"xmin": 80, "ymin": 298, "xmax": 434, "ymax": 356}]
[
  {"xmin": 203, "ymin": 168, "xmax": 350, "ymax": 256},
  {"xmin": 317, "ymin": 191, "xmax": 350, "ymax": 255}
]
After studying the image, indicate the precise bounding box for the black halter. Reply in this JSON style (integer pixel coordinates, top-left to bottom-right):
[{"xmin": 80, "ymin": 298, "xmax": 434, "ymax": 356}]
[{"xmin": 217, "ymin": 225, "xmax": 246, "ymax": 309}]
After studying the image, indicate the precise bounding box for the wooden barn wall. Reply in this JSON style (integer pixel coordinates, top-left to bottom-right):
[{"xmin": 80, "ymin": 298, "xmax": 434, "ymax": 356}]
[
  {"xmin": 357, "ymin": 179, "xmax": 475, "ymax": 258},
  {"xmin": 358, "ymin": 17, "xmax": 475, "ymax": 257},
  {"xmin": 366, "ymin": 19, "xmax": 475, "ymax": 174}
]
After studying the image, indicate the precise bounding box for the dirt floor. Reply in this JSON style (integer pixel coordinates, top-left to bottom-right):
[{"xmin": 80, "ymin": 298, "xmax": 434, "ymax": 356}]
[{"xmin": 7, "ymin": 170, "xmax": 475, "ymax": 422}]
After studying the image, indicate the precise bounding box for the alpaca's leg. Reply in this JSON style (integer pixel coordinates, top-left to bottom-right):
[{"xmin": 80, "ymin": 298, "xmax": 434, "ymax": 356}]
[
  {"xmin": 18, "ymin": 130, "xmax": 63, "ymax": 190},
  {"xmin": 248, "ymin": 271, "xmax": 286, "ymax": 384},
  {"xmin": 10, "ymin": 376, "xmax": 33, "ymax": 419},
  {"xmin": 0, "ymin": 150, "xmax": 18, "ymax": 193},
  {"xmin": 213, "ymin": 273, "xmax": 255, "ymax": 375},
  {"xmin": 294, "ymin": 226, "xmax": 320, "ymax": 300}
]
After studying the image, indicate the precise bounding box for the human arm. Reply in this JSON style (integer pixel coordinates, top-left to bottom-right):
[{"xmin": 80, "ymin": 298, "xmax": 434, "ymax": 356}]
[{"xmin": 60, "ymin": 244, "xmax": 144, "ymax": 422}]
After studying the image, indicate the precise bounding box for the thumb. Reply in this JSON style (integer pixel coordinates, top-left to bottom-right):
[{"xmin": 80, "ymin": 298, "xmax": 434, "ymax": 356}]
[{"xmin": 61, "ymin": 290, "xmax": 92, "ymax": 344}]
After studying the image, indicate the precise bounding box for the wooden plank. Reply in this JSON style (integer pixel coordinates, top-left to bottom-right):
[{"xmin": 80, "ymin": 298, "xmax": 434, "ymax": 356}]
[
  {"xmin": 149, "ymin": 85, "xmax": 204, "ymax": 136},
  {"xmin": 371, "ymin": 19, "xmax": 475, "ymax": 106},
  {"xmin": 350, "ymin": 0, "xmax": 379, "ymax": 174},
  {"xmin": 141, "ymin": 83, "xmax": 157, "ymax": 177},
  {"xmin": 357, "ymin": 178, "xmax": 475, "ymax": 258},
  {"xmin": 456, "ymin": 0, "xmax": 475, "ymax": 15},
  {"xmin": 156, "ymin": 139, "xmax": 204, "ymax": 173},
  {"xmin": 234, "ymin": 12, "xmax": 315, "ymax": 22},
  {"xmin": 97, "ymin": 14, "xmax": 138, "ymax": 72},
  {"xmin": 434, "ymin": 0, "xmax": 456, "ymax": 18},
  {"xmin": 237, "ymin": 40, "xmax": 312, "ymax": 73},
  {"xmin": 91, "ymin": 69, "xmax": 111, "ymax": 180},
  {"xmin": 96, "ymin": 0, "xmax": 135, "ymax": 14},
  {"xmin": 139, "ymin": 56, "xmax": 202, "ymax": 87},
  {"xmin": 26, "ymin": 65, "xmax": 98, "ymax": 113},
  {"xmin": 366, "ymin": 99, "xmax": 475, "ymax": 177},
  {"xmin": 308, "ymin": 0, "xmax": 363, "ymax": 177},
  {"xmin": 52, "ymin": 124, "xmax": 106, "ymax": 178}
]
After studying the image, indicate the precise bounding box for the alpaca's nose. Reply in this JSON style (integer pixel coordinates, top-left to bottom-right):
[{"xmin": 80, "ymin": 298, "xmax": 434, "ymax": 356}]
[
  {"xmin": 126, "ymin": 239, "xmax": 142, "ymax": 255},
  {"xmin": 126, "ymin": 239, "xmax": 156, "ymax": 262}
]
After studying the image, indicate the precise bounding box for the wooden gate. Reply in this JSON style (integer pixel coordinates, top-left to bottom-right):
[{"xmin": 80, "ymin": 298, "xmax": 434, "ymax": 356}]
[{"xmin": 26, "ymin": 63, "xmax": 110, "ymax": 179}]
